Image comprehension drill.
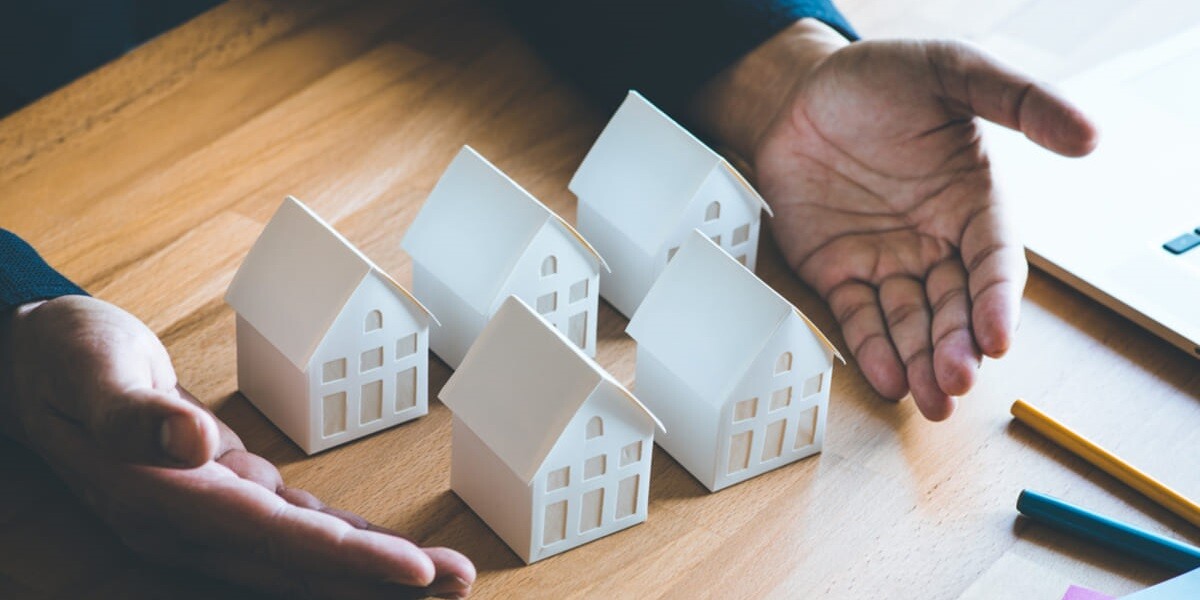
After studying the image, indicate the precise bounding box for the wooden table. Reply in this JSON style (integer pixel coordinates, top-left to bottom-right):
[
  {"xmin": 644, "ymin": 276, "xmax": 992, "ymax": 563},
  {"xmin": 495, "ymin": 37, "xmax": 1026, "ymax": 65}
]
[{"xmin": 1, "ymin": 1, "xmax": 1197, "ymax": 597}]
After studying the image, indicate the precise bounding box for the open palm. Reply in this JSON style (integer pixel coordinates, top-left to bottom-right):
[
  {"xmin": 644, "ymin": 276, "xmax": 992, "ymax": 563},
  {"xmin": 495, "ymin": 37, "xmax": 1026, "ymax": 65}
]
[
  {"xmin": 753, "ymin": 40, "xmax": 1097, "ymax": 419},
  {"xmin": 2, "ymin": 296, "xmax": 474, "ymax": 598}
]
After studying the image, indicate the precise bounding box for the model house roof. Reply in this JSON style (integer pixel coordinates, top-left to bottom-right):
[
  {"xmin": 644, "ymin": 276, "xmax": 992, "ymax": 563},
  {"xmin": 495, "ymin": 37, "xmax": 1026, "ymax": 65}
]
[
  {"xmin": 627, "ymin": 231, "xmax": 842, "ymax": 403},
  {"xmin": 440, "ymin": 296, "xmax": 661, "ymax": 484},
  {"xmin": 569, "ymin": 90, "xmax": 772, "ymax": 254},
  {"xmin": 402, "ymin": 146, "xmax": 608, "ymax": 314},
  {"xmin": 226, "ymin": 196, "xmax": 436, "ymax": 369}
]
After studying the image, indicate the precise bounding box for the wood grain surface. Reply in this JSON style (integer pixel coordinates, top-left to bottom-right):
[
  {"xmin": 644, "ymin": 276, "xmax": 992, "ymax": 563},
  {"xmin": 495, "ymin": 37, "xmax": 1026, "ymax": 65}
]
[{"xmin": 1, "ymin": 1, "xmax": 1197, "ymax": 598}]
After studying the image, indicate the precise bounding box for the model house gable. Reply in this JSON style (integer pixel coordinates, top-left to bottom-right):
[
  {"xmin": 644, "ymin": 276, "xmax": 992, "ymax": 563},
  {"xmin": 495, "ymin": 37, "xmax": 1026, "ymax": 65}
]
[
  {"xmin": 627, "ymin": 231, "xmax": 839, "ymax": 403},
  {"xmin": 439, "ymin": 296, "xmax": 656, "ymax": 484},
  {"xmin": 534, "ymin": 383, "xmax": 655, "ymax": 491},
  {"xmin": 227, "ymin": 196, "xmax": 436, "ymax": 369},
  {"xmin": 530, "ymin": 383, "xmax": 655, "ymax": 559},
  {"xmin": 569, "ymin": 90, "xmax": 771, "ymax": 255},
  {"xmin": 306, "ymin": 271, "xmax": 432, "ymax": 443},
  {"xmin": 660, "ymin": 163, "xmax": 769, "ymax": 267},
  {"xmin": 405, "ymin": 146, "xmax": 607, "ymax": 364},
  {"xmin": 443, "ymin": 296, "xmax": 660, "ymax": 562},
  {"xmin": 715, "ymin": 313, "xmax": 837, "ymax": 490},
  {"xmin": 628, "ymin": 231, "xmax": 842, "ymax": 490},
  {"xmin": 403, "ymin": 145, "xmax": 607, "ymax": 315},
  {"xmin": 493, "ymin": 223, "xmax": 602, "ymax": 352},
  {"xmin": 227, "ymin": 196, "xmax": 437, "ymax": 454}
]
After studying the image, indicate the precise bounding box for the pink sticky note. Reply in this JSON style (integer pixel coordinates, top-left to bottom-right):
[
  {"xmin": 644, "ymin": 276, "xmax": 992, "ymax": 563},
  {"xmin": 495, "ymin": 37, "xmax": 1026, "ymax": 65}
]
[{"xmin": 1063, "ymin": 585, "xmax": 1114, "ymax": 600}]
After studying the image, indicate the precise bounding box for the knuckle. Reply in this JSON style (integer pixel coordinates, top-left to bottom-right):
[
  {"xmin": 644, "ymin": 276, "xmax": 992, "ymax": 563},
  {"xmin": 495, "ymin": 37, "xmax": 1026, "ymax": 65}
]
[
  {"xmin": 931, "ymin": 287, "xmax": 967, "ymax": 314},
  {"xmin": 885, "ymin": 303, "xmax": 923, "ymax": 329}
]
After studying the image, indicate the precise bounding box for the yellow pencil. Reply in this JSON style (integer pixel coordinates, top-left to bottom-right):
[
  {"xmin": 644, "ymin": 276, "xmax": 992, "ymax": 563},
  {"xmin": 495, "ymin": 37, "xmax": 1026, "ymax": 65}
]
[{"xmin": 1011, "ymin": 399, "xmax": 1200, "ymax": 530}]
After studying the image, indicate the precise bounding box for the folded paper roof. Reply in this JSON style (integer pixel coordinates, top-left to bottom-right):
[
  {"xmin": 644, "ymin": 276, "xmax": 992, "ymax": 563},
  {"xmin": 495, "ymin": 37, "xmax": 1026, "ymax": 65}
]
[
  {"xmin": 626, "ymin": 231, "xmax": 842, "ymax": 404},
  {"xmin": 440, "ymin": 296, "xmax": 661, "ymax": 484},
  {"xmin": 226, "ymin": 196, "xmax": 435, "ymax": 369},
  {"xmin": 569, "ymin": 90, "xmax": 771, "ymax": 254},
  {"xmin": 402, "ymin": 146, "xmax": 607, "ymax": 315}
]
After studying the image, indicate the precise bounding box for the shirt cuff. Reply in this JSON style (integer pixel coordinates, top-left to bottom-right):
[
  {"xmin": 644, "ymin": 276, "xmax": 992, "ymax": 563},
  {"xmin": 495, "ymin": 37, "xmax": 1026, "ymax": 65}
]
[{"xmin": 0, "ymin": 229, "xmax": 88, "ymax": 309}]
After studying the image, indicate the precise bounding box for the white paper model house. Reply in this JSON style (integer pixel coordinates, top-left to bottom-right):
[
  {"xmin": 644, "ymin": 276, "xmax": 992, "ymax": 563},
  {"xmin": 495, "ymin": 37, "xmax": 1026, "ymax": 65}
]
[
  {"xmin": 226, "ymin": 197, "xmax": 438, "ymax": 455},
  {"xmin": 627, "ymin": 231, "xmax": 843, "ymax": 492},
  {"xmin": 570, "ymin": 90, "xmax": 773, "ymax": 318},
  {"xmin": 402, "ymin": 146, "xmax": 609, "ymax": 369},
  {"xmin": 440, "ymin": 296, "xmax": 662, "ymax": 564}
]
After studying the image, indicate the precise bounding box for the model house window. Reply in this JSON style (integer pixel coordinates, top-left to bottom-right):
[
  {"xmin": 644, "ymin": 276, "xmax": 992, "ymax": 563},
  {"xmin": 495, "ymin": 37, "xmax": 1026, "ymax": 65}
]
[
  {"xmin": 547, "ymin": 466, "xmax": 570, "ymax": 491},
  {"xmin": 543, "ymin": 500, "xmax": 567, "ymax": 545},
  {"xmin": 322, "ymin": 358, "xmax": 346, "ymax": 383},
  {"xmin": 584, "ymin": 454, "xmax": 606, "ymax": 480},
  {"xmin": 733, "ymin": 397, "xmax": 757, "ymax": 422},
  {"xmin": 365, "ymin": 309, "xmax": 383, "ymax": 332},
  {"xmin": 769, "ymin": 387, "xmax": 792, "ymax": 411},
  {"xmin": 802, "ymin": 373, "xmax": 823, "ymax": 397},
  {"xmin": 569, "ymin": 278, "xmax": 589, "ymax": 304},
  {"xmin": 705, "ymin": 201, "xmax": 721, "ymax": 221},
  {"xmin": 616, "ymin": 475, "xmax": 640, "ymax": 519},
  {"xmin": 322, "ymin": 392, "xmax": 346, "ymax": 437},
  {"xmin": 732, "ymin": 223, "xmax": 751, "ymax": 246},
  {"xmin": 397, "ymin": 333, "xmax": 417, "ymax": 359},
  {"xmin": 728, "ymin": 430, "xmax": 753, "ymax": 473},
  {"xmin": 541, "ymin": 255, "xmax": 557, "ymax": 277},
  {"xmin": 396, "ymin": 367, "xmax": 416, "ymax": 411},
  {"xmin": 361, "ymin": 380, "xmax": 383, "ymax": 424},
  {"xmin": 536, "ymin": 291, "xmax": 557, "ymax": 314},
  {"xmin": 567, "ymin": 312, "xmax": 587, "ymax": 348},
  {"xmin": 735, "ymin": 254, "xmax": 748, "ymax": 266},
  {"xmin": 762, "ymin": 419, "xmax": 786, "ymax": 461},
  {"xmin": 619, "ymin": 440, "xmax": 642, "ymax": 467},
  {"xmin": 794, "ymin": 405, "xmax": 819, "ymax": 449},
  {"xmin": 360, "ymin": 346, "xmax": 383, "ymax": 372},
  {"xmin": 667, "ymin": 246, "xmax": 680, "ymax": 262},
  {"xmin": 586, "ymin": 416, "xmax": 603, "ymax": 439},
  {"xmin": 580, "ymin": 488, "xmax": 604, "ymax": 532},
  {"xmin": 776, "ymin": 351, "xmax": 792, "ymax": 374},
  {"xmin": 710, "ymin": 234, "xmax": 722, "ymax": 247}
]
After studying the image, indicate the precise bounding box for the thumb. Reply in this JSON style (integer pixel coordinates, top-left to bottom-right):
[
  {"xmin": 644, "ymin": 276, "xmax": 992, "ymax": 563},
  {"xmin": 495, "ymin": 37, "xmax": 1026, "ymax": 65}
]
[
  {"xmin": 89, "ymin": 387, "xmax": 221, "ymax": 467},
  {"xmin": 926, "ymin": 41, "xmax": 1099, "ymax": 157}
]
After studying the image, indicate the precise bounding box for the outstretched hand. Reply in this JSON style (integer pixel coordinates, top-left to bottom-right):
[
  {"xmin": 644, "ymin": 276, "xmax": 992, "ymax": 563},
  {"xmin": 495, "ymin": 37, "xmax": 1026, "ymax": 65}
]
[
  {"xmin": 0, "ymin": 296, "xmax": 474, "ymax": 598},
  {"xmin": 693, "ymin": 24, "xmax": 1097, "ymax": 420}
]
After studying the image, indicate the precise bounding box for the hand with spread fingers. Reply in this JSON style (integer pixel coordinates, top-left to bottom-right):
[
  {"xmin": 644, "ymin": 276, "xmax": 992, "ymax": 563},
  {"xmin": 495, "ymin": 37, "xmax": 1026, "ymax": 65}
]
[
  {"xmin": 0, "ymin": 296, "xmax": 475, "ymax": 599},
  {"xmin": 692, "ymin": 22, "xmax": 1098, "ymax": 420}
]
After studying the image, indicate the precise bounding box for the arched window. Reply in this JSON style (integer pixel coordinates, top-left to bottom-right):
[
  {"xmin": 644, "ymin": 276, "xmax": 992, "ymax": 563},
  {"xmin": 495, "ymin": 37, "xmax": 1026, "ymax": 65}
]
[
  {"xmin": 586, "ymin": 416, "xmax": 603, "ymax": 439},
  {"xmin": 705, "ymin": 201, "xmax": 721, "ymax": 222},
  {"xmin": 365, "ymin": 309, "xmax": 383, "ymax": 332},
  {"xmin": 775, "ymin": 351, "xmax": 792, "ymax": 374},
  {"xmin": 541, "ymin": 255, "xmax": 557, "ymax": 277}
]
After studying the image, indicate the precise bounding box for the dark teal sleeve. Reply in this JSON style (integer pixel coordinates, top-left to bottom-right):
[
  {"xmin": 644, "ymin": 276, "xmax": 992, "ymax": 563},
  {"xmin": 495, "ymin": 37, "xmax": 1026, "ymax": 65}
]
[
  {"xmin": 491, "ymin": 0, "xmax": 857, "ymax": 115},
  {"xmin": 0, "ymin": 229, "xmax": 87, "ymax": 310}
]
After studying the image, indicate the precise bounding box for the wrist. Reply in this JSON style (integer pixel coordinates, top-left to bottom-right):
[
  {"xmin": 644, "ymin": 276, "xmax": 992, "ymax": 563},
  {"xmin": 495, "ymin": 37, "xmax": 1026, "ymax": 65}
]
[
  {"xmin": 687, "ymin": 18, "xmax": 849, "ymax": 166},
  {"xmin": 1, "ymin": 301, "xmax": 47, "ymax": 436}
]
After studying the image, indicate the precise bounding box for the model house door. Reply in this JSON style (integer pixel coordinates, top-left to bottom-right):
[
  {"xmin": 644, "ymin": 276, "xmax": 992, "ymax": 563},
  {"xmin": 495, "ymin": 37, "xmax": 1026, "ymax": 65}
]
[
  {"xmin": 727, "ymin": 430, "xmax": 752, "ymax": 474},
  {"xmin": 566, "ymin": 311, "xmax": 587, "ymax": 348}
]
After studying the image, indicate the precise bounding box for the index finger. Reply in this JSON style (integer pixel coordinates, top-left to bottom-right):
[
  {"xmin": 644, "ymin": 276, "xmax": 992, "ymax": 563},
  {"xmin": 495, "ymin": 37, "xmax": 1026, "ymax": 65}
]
[{"xmin": 171, "ymin": 471, "xmax": 438, "ymax": 587}]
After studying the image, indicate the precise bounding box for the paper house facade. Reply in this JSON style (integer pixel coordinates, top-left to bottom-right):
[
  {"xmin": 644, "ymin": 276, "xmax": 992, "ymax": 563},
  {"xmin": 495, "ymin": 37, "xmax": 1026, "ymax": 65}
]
[
  {"xmin": 626, "ymin": 231, "xmax": 842, "ymax": 492},
  {"xmin": 402, "ymin": 146, "xmax": 609, "ymax": 369},
  {"xmin": 226, "ymin": 197, "xmax": 438, "ymax": 455},
  {"xmin": 440, "ymin": 296, "xmax": 662, "ymax": 564},
  {"xmin": 570, "ymin": 90, "xmax": 773, "ymax": 318}
]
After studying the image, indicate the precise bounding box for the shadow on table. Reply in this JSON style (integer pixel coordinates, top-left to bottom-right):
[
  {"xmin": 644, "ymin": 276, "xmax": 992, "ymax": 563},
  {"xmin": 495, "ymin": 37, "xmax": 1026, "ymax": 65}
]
[
  {"xmin": 1005, "ymin": 419, "xmax": 1200, "ymax": 571},
  {"xmin": 1024, "ymin": 271, "xmax": 1200, "ymax": 401},
  {"xmin": 1010, "ymin": 515, "xmax": 1172, "ymax": 588}
]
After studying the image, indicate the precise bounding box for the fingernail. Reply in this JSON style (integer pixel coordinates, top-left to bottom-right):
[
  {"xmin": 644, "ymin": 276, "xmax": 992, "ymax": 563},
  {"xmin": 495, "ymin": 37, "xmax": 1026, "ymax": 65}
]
[
  {"xmin": 429, "ymin": 575, "xmax": 471, "ymax": 599},
  {"xmin": 160, "ymin": 414, "xmax": 195, "ymax": 464}
]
